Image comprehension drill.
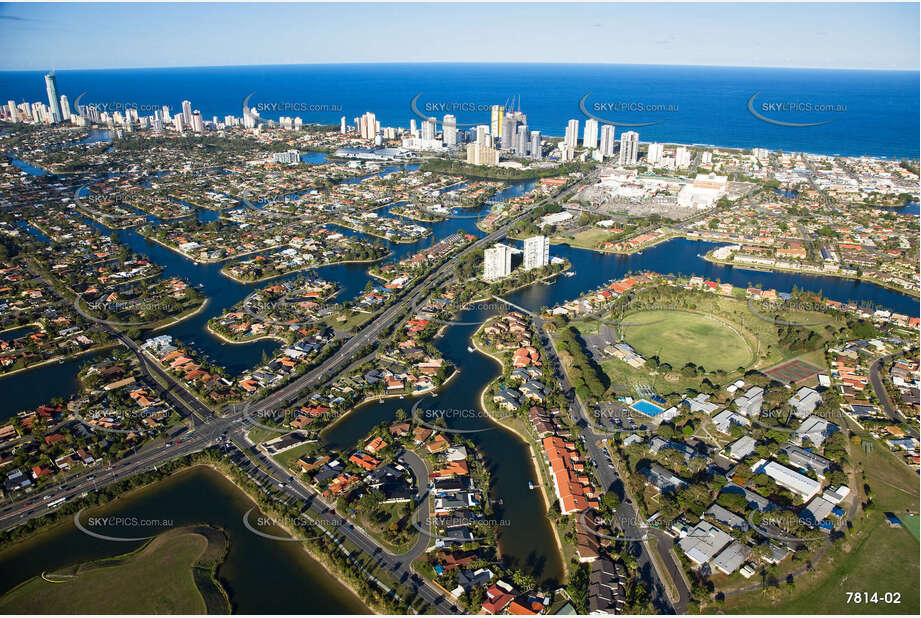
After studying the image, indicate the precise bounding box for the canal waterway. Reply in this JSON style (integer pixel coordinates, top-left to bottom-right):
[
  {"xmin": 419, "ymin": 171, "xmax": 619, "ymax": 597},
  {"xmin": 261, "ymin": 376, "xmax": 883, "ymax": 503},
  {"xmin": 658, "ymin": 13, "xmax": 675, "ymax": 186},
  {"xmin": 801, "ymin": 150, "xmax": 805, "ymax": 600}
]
[
  {"xmin": 5, "ymin": 157, "xmax": 919, "ymax": 599},
  {"xmin": 0, "ymin": 466, "xmax": 370, "ymax": 614}
]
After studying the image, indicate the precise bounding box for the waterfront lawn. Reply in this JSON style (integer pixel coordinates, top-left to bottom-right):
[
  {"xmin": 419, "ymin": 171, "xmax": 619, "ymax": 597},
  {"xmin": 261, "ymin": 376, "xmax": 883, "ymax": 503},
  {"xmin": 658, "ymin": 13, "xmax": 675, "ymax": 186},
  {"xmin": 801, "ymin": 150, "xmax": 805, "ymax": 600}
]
[
  {"xmin": 621, "ymin": 310, "xmax": 753, "ymax": 373},
  {"xmin": 0, "ymin": 530, "xmax": 211, "ymax": 614},
  {"xmin": 352, "ymin": 498, "xmax": 417, "ymax": 554},
  {"xmin": 551, "ymin": 227, "xmax": 619, "ymax": 251}
]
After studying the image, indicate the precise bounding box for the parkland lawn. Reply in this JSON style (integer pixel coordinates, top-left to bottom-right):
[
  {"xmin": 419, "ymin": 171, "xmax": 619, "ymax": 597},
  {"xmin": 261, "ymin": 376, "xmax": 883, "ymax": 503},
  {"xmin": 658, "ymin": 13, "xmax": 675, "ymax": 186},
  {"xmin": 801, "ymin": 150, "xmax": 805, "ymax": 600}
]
[
  {"xmin": 622, "ymin": 309, "xmax": 753, "ymax": 373},
  {"xmin": 0, "ymin": 528, "xmax": 216, "ymax": 613}
]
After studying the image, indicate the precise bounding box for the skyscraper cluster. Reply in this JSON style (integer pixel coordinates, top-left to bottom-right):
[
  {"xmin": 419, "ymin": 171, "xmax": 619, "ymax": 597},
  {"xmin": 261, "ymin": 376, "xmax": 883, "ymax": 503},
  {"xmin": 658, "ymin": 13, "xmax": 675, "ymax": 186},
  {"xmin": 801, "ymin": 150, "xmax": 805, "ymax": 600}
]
[{"xmin": 496, "ymin": 97, "xmax": 536, "ymax": 158}]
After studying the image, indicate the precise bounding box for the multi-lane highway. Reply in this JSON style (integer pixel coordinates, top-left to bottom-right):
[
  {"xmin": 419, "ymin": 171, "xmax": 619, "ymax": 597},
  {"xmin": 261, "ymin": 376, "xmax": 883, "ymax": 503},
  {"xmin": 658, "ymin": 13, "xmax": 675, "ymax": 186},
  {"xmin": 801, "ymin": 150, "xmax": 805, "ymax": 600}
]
[{"xmin": 0, "ymin": 170, "xmax": 604, "ymax": 613}]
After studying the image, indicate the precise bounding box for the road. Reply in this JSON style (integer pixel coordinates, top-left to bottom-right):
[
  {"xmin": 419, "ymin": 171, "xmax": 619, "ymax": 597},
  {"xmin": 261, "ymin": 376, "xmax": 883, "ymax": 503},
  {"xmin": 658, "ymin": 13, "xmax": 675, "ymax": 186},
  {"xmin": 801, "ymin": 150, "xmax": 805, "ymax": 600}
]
[
  {"xmin": 1, "ymin": 170, "xmax": 596, "ymax": 612},
  {"xmin": 531, "ymin": 315, "xmax": 687, "ymax": 613},
  {"xmin": 227, "ymin": 431, "xmax": 458, "ymax": 613},
  {"xmin": 245, "ymin": 169, "xmax": 597, "ymax": 416},
  {"xmin": 869, "ymin": 353, "xmax": 919, "ymax": 439}
]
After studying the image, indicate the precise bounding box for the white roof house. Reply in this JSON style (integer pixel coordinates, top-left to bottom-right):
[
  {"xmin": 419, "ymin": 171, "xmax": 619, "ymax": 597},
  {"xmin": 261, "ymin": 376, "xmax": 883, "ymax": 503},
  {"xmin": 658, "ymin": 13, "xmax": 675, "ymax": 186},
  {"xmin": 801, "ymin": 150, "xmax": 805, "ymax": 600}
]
[
  {"xmin": 711, "ymin": 541, "xmax": 752, "ymax": 575},
  {"xmin": 734, "ymin": 386, "xmax": 764, "ymax": 417},
  {"xmin": 678, "ymin": 521, "xmax": 733, "ymax": 565},
  {"xmin": 726, "ymin": 435, "xmax": 758, "ymax": 461},
  {"xmin": 684, "ymin": 393, "xmax": 721, "ymax": 415},
  {"xmin": 792, "ymin": 415, "xmax": 839, "ymax": 447},
  {"xmin": 752, "ymin": 459, "xmax": 822, "ymax": 501},
  {"xmin": 788, "ymin": 387, "xmax": 822, "ymax": 419},
  {"xmin": 712, "ymin": 409, "xmax": 751, "ymax": 434},
  {"xmin": 802, "ymin": 495, "xmax": 836, "ymax": 525}
]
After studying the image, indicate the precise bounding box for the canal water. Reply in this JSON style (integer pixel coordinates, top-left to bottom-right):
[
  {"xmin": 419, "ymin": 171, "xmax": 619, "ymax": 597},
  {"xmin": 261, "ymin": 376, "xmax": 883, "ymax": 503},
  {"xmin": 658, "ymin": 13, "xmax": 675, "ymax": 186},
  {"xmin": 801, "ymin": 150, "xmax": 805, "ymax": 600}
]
[
  {"xmin": 0, "ymin": 466, "xmax": 369, "ymax": 614},
  {"xmin": 1, "ymin": 354, "xmax": 101, "ymax": 422},
  {"xmin": 5, "ymin": 156, "xmax": 919, "ymax": 600}
]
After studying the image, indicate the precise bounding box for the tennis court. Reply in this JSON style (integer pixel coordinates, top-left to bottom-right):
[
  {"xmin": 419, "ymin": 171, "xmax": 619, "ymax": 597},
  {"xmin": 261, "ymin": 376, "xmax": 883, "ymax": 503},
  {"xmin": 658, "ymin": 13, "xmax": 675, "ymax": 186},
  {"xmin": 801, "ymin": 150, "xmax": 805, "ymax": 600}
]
[{"xmin": 764, "ymin": 359, "xmax": 823, "ymax": 384}]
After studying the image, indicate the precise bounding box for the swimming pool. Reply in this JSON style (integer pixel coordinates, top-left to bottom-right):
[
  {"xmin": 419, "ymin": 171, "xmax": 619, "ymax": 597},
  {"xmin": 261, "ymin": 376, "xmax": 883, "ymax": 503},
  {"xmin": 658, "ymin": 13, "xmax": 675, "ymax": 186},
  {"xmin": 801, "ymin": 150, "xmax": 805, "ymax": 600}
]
[{"xmin": 630, "ymin": 399, "xmax": 666, "ymax": 417}]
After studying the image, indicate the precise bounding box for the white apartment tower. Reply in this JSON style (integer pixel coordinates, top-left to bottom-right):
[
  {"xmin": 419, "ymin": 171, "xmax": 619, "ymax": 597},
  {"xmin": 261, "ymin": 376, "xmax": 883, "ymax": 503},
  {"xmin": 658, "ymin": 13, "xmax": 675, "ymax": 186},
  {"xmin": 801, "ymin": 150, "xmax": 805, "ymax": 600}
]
[
  {"xmin": 523, "ymin": 235, "xmax": 549, "ymax": 270},
  {"xmin": 443, "ymin": 114, "xmax": 457, "ymax": 146},
  {"xmin": 599, "ymin": 124, "xmax": 616, "ymax": 157},
  {"xmin": 583, "ymin": 118, "xmax": 599, "ymax": 150},
  {"xmin": 675, "ymin": 146, "xmax": 691, "ymax": 168},
  {"xmin": 59, "ymin": 95, "xmax": 71, "ymax": 121},
  {"xmin": 619, "ymin": 131, "xmax": 639, "ymax": 165},
  {"xmin": 360, "ymin": 112, "xmax": 377, "ymax": 139},
  {"xmin": 483, "ymin": 243, "xmax": 514, "ymax": 280},
  {"xmin": 530, "ymin": 131, "xmax": 542, "ymax": 159},
  {"xmin": 647, "ymin": 142, "xmax": 664, "ymax": 165},
  {"xmin": 422, "ymin": 117, "xmax": 437, "ymax": 141},
  {"xmin": 564, "ymin": 119, "xmax": 579, "ymax": 149},
  {"xmin": 476, "ymin": 125, "xmax": 490, "ymax": 145}
]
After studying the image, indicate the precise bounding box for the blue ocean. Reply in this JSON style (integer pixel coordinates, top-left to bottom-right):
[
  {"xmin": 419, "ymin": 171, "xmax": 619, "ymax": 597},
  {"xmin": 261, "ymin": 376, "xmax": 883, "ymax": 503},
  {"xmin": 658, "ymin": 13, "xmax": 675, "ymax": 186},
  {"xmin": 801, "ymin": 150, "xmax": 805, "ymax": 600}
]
[{"xmin": 1, "ymin": 63, "xmax": 918, "ymax": 158}]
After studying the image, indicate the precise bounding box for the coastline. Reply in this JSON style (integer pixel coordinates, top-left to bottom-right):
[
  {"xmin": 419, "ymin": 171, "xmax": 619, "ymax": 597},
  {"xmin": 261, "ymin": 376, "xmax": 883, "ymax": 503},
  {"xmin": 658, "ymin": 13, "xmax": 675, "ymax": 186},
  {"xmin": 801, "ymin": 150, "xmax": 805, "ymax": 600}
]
[
  {"xmin": 151, "ymin": 297, "xmax": 210, "ymax": 332},
  {"xmin": 136, "ymin": 230, "xmax": 283, "ymax": 264},
  {"xmin": 205, "ymin": 321, "xmax": 289, "ymax": 345},
  {"xmin": 331, "ymin": 220, "xmax": 431, "ymax": 244},
  {"xmin": 0, "ymin": 343, "xmax": 114, "ymax": 382},
  {"xmin": 0, "ymin": 462, "xmax": 377, "ymax": 614}
]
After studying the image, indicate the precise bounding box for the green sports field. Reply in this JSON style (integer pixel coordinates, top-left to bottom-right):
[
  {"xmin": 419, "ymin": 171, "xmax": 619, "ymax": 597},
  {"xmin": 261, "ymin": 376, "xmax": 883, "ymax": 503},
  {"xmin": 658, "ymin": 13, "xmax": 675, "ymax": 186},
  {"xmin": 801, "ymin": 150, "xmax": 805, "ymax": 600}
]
[{"xmin": 622, "ymin": 309, "xmax": 753, "ymax": 373}]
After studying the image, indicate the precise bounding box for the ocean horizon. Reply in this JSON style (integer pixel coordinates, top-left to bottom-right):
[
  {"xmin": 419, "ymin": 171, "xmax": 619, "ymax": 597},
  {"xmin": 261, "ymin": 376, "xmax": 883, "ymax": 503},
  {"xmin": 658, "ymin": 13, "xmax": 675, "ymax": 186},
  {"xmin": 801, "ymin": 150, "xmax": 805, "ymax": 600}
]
[{"xmin": 2, "ymin": 62, "xmax": 918, "ymax": 159}]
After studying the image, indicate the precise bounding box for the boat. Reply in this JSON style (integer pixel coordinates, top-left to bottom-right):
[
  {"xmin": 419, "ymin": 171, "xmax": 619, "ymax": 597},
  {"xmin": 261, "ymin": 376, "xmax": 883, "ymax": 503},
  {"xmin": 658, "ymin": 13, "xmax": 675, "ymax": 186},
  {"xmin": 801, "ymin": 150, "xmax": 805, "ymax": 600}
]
[
  {"xmin": 467, "ymin": 346, "xmax": 475, "ymax": 353},
  {"xmin": 564, "ymin": 271, "xmax": 575, "ymax": 277},
  {"xmin": 528, "ymin": 481, "xmax": 536, "ymax": 490}
]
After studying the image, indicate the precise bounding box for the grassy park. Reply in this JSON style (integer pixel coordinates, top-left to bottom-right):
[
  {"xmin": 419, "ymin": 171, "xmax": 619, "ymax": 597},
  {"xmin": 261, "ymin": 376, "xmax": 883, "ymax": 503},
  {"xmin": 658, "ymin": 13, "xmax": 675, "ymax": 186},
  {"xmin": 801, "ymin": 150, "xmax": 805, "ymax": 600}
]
[
  {"xmin": 0, "ymin": 526, "xmax": 229, "ymax": 614},
  {"xmin": 622, "ymin": 309, "xmax": 754, "ymax": 373}
]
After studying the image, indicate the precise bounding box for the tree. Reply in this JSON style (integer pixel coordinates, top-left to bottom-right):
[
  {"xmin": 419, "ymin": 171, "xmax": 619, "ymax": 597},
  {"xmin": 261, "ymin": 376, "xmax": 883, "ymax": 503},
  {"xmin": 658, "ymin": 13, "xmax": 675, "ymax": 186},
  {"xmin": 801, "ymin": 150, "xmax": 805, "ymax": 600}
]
[
  {"xmin": 602, "ymin": 490, "xmax": 620, "ymax": 510},
  {"xmin": 566, "ymin": 563, "xmax": 590, "ymax": 613},
  {"xmin": 512, "ymin": 570, "xmax": 536, "ymax": 592}
]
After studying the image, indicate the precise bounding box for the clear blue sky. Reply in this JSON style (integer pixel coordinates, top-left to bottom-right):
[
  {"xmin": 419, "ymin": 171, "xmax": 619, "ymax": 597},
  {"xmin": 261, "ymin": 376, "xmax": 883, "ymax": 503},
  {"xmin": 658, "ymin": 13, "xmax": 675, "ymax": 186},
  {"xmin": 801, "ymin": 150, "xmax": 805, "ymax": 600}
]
[{"xmin": 1, "ymin": 2, "xmax": 918, "ymax": 71}]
